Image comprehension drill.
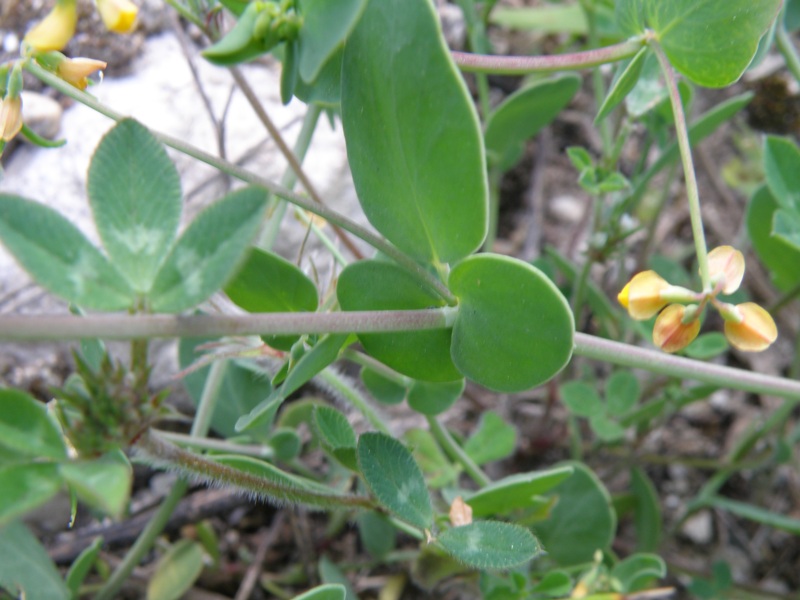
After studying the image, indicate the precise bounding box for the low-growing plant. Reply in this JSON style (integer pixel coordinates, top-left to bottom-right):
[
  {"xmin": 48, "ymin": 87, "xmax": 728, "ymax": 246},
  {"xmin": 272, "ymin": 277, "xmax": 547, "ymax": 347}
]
[{"xmin": 1, "ymin": 0, "xmax": 799, "ymax": 598}]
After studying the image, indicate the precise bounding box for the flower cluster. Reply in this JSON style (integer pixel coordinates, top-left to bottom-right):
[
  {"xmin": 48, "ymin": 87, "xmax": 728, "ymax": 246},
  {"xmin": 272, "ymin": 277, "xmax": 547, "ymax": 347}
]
[{"xmin": 618, "ymin": 246, "xmax": 778, "ymax": 353}]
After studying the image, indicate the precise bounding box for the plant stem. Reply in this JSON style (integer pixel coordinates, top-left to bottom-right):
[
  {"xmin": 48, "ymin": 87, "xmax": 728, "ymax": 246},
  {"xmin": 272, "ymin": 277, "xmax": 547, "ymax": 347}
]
[
  {"xmin": 426, "ymin": 416, "xmax": 491, "ymax": 487},
  {"xmin": 0, "ymin": 308, "xmax": 457, "ymax": 340},
  {"xmin": 451, "ymin": 37, "xmax": 645, "ymax": 74},
  {"xmin": 316, "ymin": 368, "xmax": 391, "ymax": 435},
  {"xmin": 776, "ymin": 21, "xmax": 800, "ymax": 85},
  {"xmin": 580, "ymin": 0, "xmax": 612, "ymax": 155},
  {"xmin": 572, "ymin": 332, "xmax": 800, "ymax": 400},
  {"xmin": 137, "ymin": 429, "xmax": 377, "ymax": 510},
  {"xmin": 23, "ymin": 61, "xmax": 456, "ymax": 305},
  {"xmin": 95, "ymin": 360, "xmax": 228, "ymax": 600},
  {"xmin": 651, "ymin": 42, "xmax": 711, "ymax": 291},
  {"xmin": 157, "ymin": 430, "xmax": 276, "ymax": 459},
  {"xmin": 228, "ymin": 67, "xmax": 363, "ymax": 259},
  {"xmin": 454, "ymin": 0, "xmax": 492, "ymax": 119}
]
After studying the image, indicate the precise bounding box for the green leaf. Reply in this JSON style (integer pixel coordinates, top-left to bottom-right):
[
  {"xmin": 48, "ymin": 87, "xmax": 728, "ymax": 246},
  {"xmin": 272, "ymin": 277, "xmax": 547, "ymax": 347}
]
[
  {"xmin": 612, "ymin": 553, "xmax": 666, "ymax": 593},
  {"xmin": 710, "ymin": 495, "xmax": 800, "ymax": 535},
  {"xmin": 465, "ymin": 465, "xmax": 574, "ymax": 517},
  {"xmin": 0, "ymin": 389, "xmax": 66, "ymax": 461},
  {"xmin": 560, "ymin": 382, "xmax": 604, "ymax": 418},
  {"xmin": 449, "ymin": 254, "xmax": 574, "ymax": 392},
  {"xmin": 0, "ymin": 521, "xmax": 69, "ymax": 599},
  {"xmin": 60, "ymin": 451, "xmax": 131, "ymax": 519},
  {"xmin": 357, "ymin": 511, "xmax": 397, "ymax": 559},
  {"xmin": 294, "ymin": 46, "xmax": 344, "ymax": 107},
  {"xmin": 268, "ymin": 428, "xmax": 302, "ymax": 461},
  {"xmin": 405, "ymin": 428, "xmax": 459, "ymax": 488},
  {"xmin": 491, "ymin": 4, "xmax": 589, "ymax": 34},
  {"xmin": 747, "ymin": 185, "xmax": 800, "ymax": 290},
  {"xmin": 149, "ymin": 187, "xmax": 267, "ymax": 312},
  {"xmin": 463, "ymin": 411, "xmax": 516, "ymax": 466},
  {"xmin": 596, "ymin": 47, "xmax": 649, "ymax": 123},
  {"xmin": 88, "ymin": 119, "xmax": 181, "ymax": 292},
  {"xmin": 589, "ymin": 414, "xmax": 626, "ymax": 443},
  {"xmin": 212, "ymin": 454, "xmax": 336, "ymax": 498},
  {"xmin": 179, "ymin": 343, "xmax": 273, "ymax": 439},
  {"xmin": 437, "ymin": 521, "xmax": 543, "ymax": 569},
  {"xmin": 485, "ymin": 75, "xmax": 581, "ymax": 170},
  {"xmin": 66, "ymin": 536, "xmax": 103, "ymax": 599},
  {"xmin": 605, "ymin": 371, "xmax": 640, "ymax": 416},
  {"xmin": 297, "ymin": 0, "xmax": 366, "ymax": 82},
  {"xmin": 357, "ymin": 432, "xmax": 432, "ymax": 530},
  {"xmin": 615, "ymin": 0, "xmax": 646, "ymax": 36},
  {"xmin": 318, "ymin": 557, "xmax": 358, "ymax": 600},
  {"xmin": 772, "ymin": 207, "xmax": 800, "ymax": 252},
  {"xmin": 146, "ymin": 539, "xmax": 205, "ymax": 600},
  {"xmin": 341, "ymin": 0, "xmax": 488, "ymax": 264},
  {"xmin": 361, "ymin": 367, "xmax": 406, "ymax": 405},
  {"xmin": 313, "ymin": 406, "xmax": 357, "ymax": 450},
  {"xmin": 763, "ymin": 135, "xmax": 800, "ymax": 211},
  {"xmin": 532, "ymin": 462, "xmax": 617, "ymax": 566},
  {"xmin": 625, "ymin": 52, "xmax": 668, "ymax": 118},
  {"xmin": 531, "ymin": 570, "xmax": 572, "ymax": 596},
  {"xmin": 0, "ymin": 463, "xmax": 62, "ymax": 526},
  {"xmin": 338, "ymin": 260, "xmax": 459, "ymax": 382},
  {"xmin": 225, "ymin": 247, "xmax": 318, "ymax": 350},
  {"xmin": 407, "ymin": 379, "xmax": 464, "ymax": 416},
  {"xmin": 646, "ymin": 0, "xmax": 782, "ymax": 87},
  {"xmin": 684, "ymin": 332, "xmax": 729, "ymax": 360},
  {"xmin": 202, "ymin": 1, "xmax": 275, "ymax": 66},
  {"xmin": 294, "ymin": 584, "xmax": 347, "ymax": 600},
  {"xmin": 0, "ymin": 194, "xmax": 134, "ymax": 310}
]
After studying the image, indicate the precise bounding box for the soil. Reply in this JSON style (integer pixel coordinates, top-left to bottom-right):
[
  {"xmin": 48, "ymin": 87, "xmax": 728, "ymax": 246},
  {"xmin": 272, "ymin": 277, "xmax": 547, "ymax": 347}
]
[{"xmin": 2, "ymin": 2, "xmax": 800, "ymax": 600}]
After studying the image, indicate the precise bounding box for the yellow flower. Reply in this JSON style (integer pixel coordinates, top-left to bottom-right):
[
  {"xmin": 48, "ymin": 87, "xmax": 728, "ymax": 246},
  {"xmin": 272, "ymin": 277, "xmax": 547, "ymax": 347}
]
[
  {"xmin": 57, "ymin": 57, "xmax": 108, "ymax": 90},
  {"xmin": 0, "ymin": 95, "xmax": 22, "ymax": 142},
  {"xmin": 96, "ymin": 0, "xmax": 138, "ymax": 34},
  {"xmin": 707, "ymin": 245, "xmax": 744, "ymax": 295},
  {"xmin": 618, "ymin": 270, "xmax": 670, "ymax": 320},
  {"xmin": 653, "ymin": 304, "xmax": 701, "ymax": 353},
  {"xmin": 723, "ymin": 302, "xmax": 778, "ymax": 352},
  {"xmin": 24, "ymin": 0, "xmax": 78, "ymax": 53}
]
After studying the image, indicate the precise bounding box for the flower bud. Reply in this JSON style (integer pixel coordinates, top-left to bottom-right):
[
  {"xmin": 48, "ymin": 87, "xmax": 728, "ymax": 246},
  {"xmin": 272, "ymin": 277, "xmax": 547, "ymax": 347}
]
[
  {"xmin": 96, "ymin": 0, "xmax": 138, "ymax": 34},
  {"xmin": 618, "ymin": 270, "xmax": 670, "ymax": 320},
  {"xmin": 707, "ymin": 245, "xmax": 744, "ymax": 295},
  {"xmin": 57, "ymin": 57, "xmax": 108, "ymax": 90},
  {"xmin": 653, "ymin": 304, "xmax": 701, "ymax": 353},
  {"xmin": 0, "ymin": 95, "xmax": 23, "ymax": 142},
  {"xmin": 723, "ymin": 302, "xmax": 778, "ymax": 352},
  {"xmin": 24, "ymin": 0, "xmax": 78, "ymax": 53}
]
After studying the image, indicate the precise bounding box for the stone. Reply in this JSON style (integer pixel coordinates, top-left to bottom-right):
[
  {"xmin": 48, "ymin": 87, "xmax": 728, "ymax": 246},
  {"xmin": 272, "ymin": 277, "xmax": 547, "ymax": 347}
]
[{"xmin": 19, "ymin": 91, "xmax": 63, "ymax": 140}]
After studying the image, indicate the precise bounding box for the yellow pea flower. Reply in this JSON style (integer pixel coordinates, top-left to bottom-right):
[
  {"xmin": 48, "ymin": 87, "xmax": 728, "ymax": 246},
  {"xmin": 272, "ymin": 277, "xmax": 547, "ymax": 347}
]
[
  {"xmin": 96, "ymin": 0, "xmax": 139, "ymax": 34},
  {"xmin": 617, "ymin": 271, "xmax": 670, "ymax": 320},
  {"xmin": 652, "ymin": 304, "xmax": 701, "ymax": 353},
  {"xmin": 0, "ymin": 95, "xmax": 22, "ymax": 142},
  {"xmin": 23, "ymin": 0, "xmax": 78, "ymax": 53},
  {"xmin": 722, "ymin": 302, "xmax": 778, "ymax": 352},
  {"xmin": 707, "ymin": 245, "xmax": 745, "ymax": 295},
  {"xmin": 57, "ymin": 57, "xmax": 108, "ymax": 90}
]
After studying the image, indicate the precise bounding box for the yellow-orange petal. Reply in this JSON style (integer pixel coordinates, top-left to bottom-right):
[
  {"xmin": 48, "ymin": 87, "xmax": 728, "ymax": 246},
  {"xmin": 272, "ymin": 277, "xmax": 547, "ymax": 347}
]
[
  {"xmin": 724, "ymin": 302, "xmax": 778, "ymax": 352},
  {"xmin": 57, "ymin": 57, "xmax": 107, "ymax": 90},
  {"xmin": 96, "ymin": 0, "xmax": 138, "ymax": 34},
  {"xmin": 619, "ymin": 270, "xmax": 670, "ymax": 320},
  {"xmin": 24, "ymin": 0, "xmax": 78, "ymax": 52},
  {"xmin": 653, "ymin": 304, "xmax": 701, "ymax": 353},
  {"xmin": 707, "ymin": 245, "xmax": 745, "ymax": 295},
  {"xmin": 0, "ymin": 96, "xmax": 23, "ymax": 142}
]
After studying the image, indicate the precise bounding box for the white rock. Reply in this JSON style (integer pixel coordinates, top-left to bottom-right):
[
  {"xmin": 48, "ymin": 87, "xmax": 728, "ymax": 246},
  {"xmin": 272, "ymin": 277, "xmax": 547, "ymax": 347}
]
[
  {"xmin": 20, "ymin": 91, "xmax": 63, "ymax": 140},
  {"xmin": 681, "ymin": 510, "xmax": 714, "ymax": 545}
]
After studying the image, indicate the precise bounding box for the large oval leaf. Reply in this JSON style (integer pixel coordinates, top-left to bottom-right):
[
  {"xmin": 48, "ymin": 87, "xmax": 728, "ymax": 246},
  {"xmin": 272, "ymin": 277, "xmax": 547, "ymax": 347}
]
[
  {"xmin": 337, "ymin": 260, "xmax": 460, "ymax": 381},
  {"xmin": 341, "ymin": 0, "xmax": 488, "ymax": 265},
  {"xmin": 0, "ymin": 194, "xmax": 134, "ymax": 310},
  {"xmin": 297, "ymin": 0, "xmax": 367, "ymax": 82},
  {"xmin": 88, "ymin": 119, "xmax": 182, "ymax": 293},
  {"xmin": 646, "ymin": 0, "xmax": 782, "ymax": 88},
  {"xmin": 746, "ymin": 185, "xmax": 800, "ymax": 290},
  {"xmin": 437, "ymin": 521, "xmax": 543, "ymax": 569},
  {"xmin": 0, "ymin": 521, "xmax": 70, "ymax": 600},
  {"xmin": 357, "ymin": 432, "xmax": 432, "ymax": 530},
  {"xmin": 449, "ymin": 254, "xmax": 574, "ymax": 392}
]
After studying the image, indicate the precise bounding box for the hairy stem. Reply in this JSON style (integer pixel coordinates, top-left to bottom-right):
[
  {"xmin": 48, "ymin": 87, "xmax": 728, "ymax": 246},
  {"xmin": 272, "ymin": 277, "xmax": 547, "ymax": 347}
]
[
  {"xmin": 427, "ymin": 416, "xmax": 491, "ymax": 488},
  {"xmin": 451, "ymin": 37, "xmax": 645, "ymax": 74}
]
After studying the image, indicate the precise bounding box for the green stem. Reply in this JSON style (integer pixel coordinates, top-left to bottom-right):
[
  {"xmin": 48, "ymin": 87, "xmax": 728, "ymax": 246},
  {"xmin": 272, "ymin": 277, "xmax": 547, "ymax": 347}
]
[
  {"xmin": 0, "ymin": 308, "xmax": 457, "ymax": 341},
  {"xmin": 157, "ymin": 430, "xmax": 275, "ymax": 459},
  {"xmin": 451, "ymin": 37, "xmax": 645, "ymax": 75},
  {"xmin": 651, "ymin": 41, "xmax": 711, "ymax": 291},
  {"xmin": 95, "ymin": 361, "xmax": 228, "ymax": 600},
  {"xmin": 580, "ymin": 0, "xmax": 612, "ymax": 155},
  {"xmin": 572, "ymin": 332, "xmax": 800, "ymax": 400},
  {"xmin": 23, "ymin": 61, "xmax": 455, "ymax": 305},
  {"xmin": 454, "ymin": 0, "xmax": 492, "ymax": 119},
  {"xmin": 776, "ymin": 21, "xmax": 800, "ymax": 85},
  {"xmin": 426, "ymin": 416, "xmax": 491, "ymax": 488},
  {"xmin": 137, "ymin": 430, "xmax": 378, "ymax": 510},
  {"xmin": 316, "ymin": 368, "xmax": 391, "ymax": 435}
]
